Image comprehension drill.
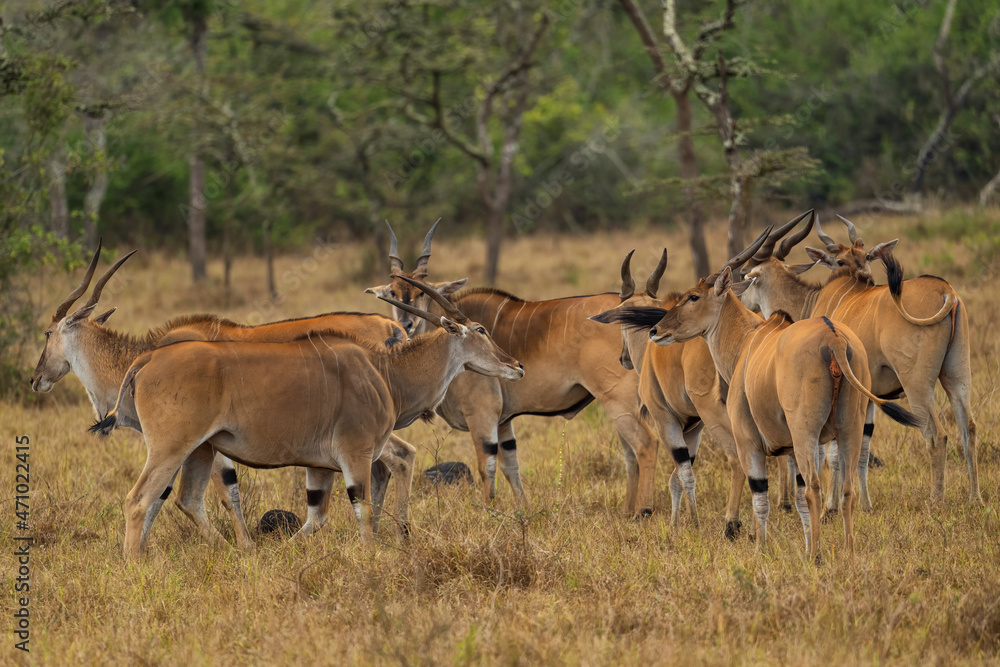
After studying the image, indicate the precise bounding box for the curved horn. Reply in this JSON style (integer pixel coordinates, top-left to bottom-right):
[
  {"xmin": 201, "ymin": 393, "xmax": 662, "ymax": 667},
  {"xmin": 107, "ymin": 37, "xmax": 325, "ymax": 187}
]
[
  {"xmin": 377, "ymin": 295, "xmax": 443, "ymax": 329},
  {"xmin": 722, "ymin": 225, "xmax": 774, "ymax": 277},
  {"xmin": 836, "ymin": 214, "xmax": 862, "ymax": 245},
  {"xmin": 747, "ymin": 209, "xmax": 813, "ymax": 268},
  {"xmin": 76, "ymin": 249, "xmax": 138, "ymax": 315},
  {"xmin": 814, "ymin": 216, "xmax": 840, "ymax": 252},
  {"xmin": 385, "ymin": 220, "xmax": 404, "ymax": 274},
  {"xmin": 775, "ymin": 209, "xmax": 817, "ymax": 261},
  {"xmin": 397, "ymin": 275, "xmax": 468, "ymax": 324},
  {"xmin": 414, "ymin": 218, "xmax": 441, "ymax": 277},
  {"xmin": 645, "ymin": 248, "xmax": 668, "ymax": 299},
  {"xmin": 54, "ymin": 240, "xmax": 103, "ymax": 320},
  {"xmin": 619, "ymin": 249, "xmax": 636, "ymax": 300}
]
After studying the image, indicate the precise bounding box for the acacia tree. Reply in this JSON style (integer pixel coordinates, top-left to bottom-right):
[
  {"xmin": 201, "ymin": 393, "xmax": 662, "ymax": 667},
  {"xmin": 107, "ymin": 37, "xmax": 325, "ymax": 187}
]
[
  {"xmin": 657, "ymin": 0, "xmax": 815, "ymax": 258},
  {"xmin": 615, "ymin": 0, "xmax": 724, "ymax": 278},
  {"xmin": 911, "ymin": 0, "xmax": 1000, "ymax": 204},
  {"xmin": 337, "ymin": 1, "xmax": 550, "ymax": 285}
]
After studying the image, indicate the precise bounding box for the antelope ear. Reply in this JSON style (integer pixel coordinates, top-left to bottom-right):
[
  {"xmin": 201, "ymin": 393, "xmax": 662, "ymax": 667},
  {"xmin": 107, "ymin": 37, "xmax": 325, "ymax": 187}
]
[
  {"xmin": 805, "ymin": 247, "xmax": 836, "ymax": 268},
  {"xmin": 867, "ymin": 239, "xmax": 898, "ymax": 261},
  {"xmin": 365, "ymin": 284, "xmax": 392, "ymax": 297},
  {"xmin": 428, "ymin": 278, "xmax": 467, "ymax": 296},
  {"xmin": 66, "ymin": 304, "xmax": 98, "ymax": 326},
  {"xmin": 93, "ymin": 307, "xmax": 117, "ymax": 325},
  {"xmin": 789, "ymin": 262, "xmax": 817, "ymax": 275},
  {"xmin": 731, "ymin": 279, "xmax": 751, "ymax": 297},
  {"xmin": 713, "ymin": 266, "xmax": 733, "ymax": 296},
  {"xmin": 439, "ymin": 317, "xmax": 466, "ymax": 336}
]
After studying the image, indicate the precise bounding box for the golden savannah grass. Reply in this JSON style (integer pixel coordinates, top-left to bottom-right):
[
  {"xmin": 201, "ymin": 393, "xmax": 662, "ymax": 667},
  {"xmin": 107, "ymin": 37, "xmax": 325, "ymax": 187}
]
[{"xmin": 3, "ymin": 213, "xmax": 1000, "ymax": 665}]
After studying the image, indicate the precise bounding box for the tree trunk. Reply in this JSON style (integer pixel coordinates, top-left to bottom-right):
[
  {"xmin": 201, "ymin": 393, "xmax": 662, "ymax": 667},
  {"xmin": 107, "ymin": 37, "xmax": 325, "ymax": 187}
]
[
  {"xmin": 675, "ymin": 91, "xmax": 709, "ymax": 278},
  {"xmin": 979, "ymin": 168, "xmax": 1000, "ymax": 208},
  {"xmin": 188, "ymin": 154, "xmax": 207, "ymax": 282},
  {"xmin": 188, "ymin": 14, "xmax": 208, "ymax": 283},
  {"xmin": 262, "ymin": 217, "xmax": 276, "ymax": 301},
  {"xmin": 82, "ymin": 113, "xmax": 109, "ymax": 249},
  {"xmin": 484, "ymin": 199, "xmax": 505, "ymax": 287},
  {"xmin": 48, "ymin": 143, "xmax": 68, "ymax": 238},
  {"xmin": 726, "ymin": 174, "xmax": 752, "ymax": 260}
]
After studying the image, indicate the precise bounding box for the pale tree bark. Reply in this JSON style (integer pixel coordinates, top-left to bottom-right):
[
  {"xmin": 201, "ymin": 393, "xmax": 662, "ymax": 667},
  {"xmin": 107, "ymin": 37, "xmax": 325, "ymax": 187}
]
[
  {"xmin": 912, "ymin": 0, "xmax": 1000, "ymax": 199},
  {"xmin": 616, "ymin": 0, "xmax": 709, "ymax": 278},
  {"xmin": 48, "ymin": 142, "xmax": 69, "ymax": 238},
  {"xmin": 403, "ymin": 14, "xmax": 549, "ymax": 286},
  {"xmin": 187, "ymin": 14, "xmax": 208, "ymax": 283},
  {"xmin": 661, "ymin": 0, "xmax": 750, "ymax": 259},
  {"xmin": 82, "ymin": 111, "xmax": 110, "ymax": 250},
  {"xmin": 978, "ymin": 114, "xmax": 1000, "ymax": 208}
]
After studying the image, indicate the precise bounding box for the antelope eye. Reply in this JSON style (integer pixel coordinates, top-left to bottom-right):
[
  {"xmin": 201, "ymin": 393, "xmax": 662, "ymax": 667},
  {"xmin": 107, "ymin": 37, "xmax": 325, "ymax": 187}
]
[
  {"xmin": 837, "ymin": 260, "xmax": 846, "ymax": 267},
  {"xmin": 389, "ymin": 291, "xmax": 396, "ymax": 299},
  {"xmin": 476, "ymin": 326, "xmax": 487, "ymax": 335},
  {"xmin": 687, "ymin": 295, "xmax": 699, "ymax": 303},
  {"xmin": 45, "ymin": 331, "xmax": 51, "ymax": 339}
]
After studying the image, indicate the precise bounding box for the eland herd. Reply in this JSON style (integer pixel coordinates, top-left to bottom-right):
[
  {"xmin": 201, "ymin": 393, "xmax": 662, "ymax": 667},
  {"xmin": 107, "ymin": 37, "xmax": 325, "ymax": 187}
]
[{"xmin": 30, "ymin": 211, "xmax": 979, "ymax": 562}]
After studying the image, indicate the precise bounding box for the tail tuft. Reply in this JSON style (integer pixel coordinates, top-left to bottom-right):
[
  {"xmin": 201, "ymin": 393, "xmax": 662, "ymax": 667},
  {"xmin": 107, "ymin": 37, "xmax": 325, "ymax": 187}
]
[
  {"xmin": 879, "ymin": 401, "xmax": 922, "ymax": 429},
  {"xmin": 90, "ymin": 413, "xmax": 118, "ymax": 436},
  {"xmin": 883, "ymin": 253, "xmax": 904, "ymax": 299}
]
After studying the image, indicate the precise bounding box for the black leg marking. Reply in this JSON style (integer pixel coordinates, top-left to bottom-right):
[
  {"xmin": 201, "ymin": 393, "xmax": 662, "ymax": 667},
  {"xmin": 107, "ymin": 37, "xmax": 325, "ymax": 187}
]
[
  {"xmin": 306, "ymin": 489, "xmax": 325, "ymax": 507},
  {"xmin": 689, "ymin": 455, "xmax": 696, "ymax": 466},
  {"xmin": 159, "ymin": 486, "xmax": 173, "ymax": 501},
  {"xmin": 869, "ymin": 452, "xmax": 885, "ymax": 468},
  {"xmin": 221, "ymin": 467, "xmax": 238, "ymax": 486},
  {"xmin": 796, "ymin": 474, "xmax": 806, "ymax": 488},
  {"xmin": 482, "ymin": 442, "xmax": 499, "ymax": 457},
  {"xmin": 748, "ymin": 478, "xmax": 768, "ymax": 494},
  {"xmin": 670, "ymin": 448, "xmax": 692, "ymax": 465},
  {"xmin": 863, "ymin": 423, "xmax": 875, "ymax": 438},
  {"xmin": 500, "ymin": 439, "xmax": 517, "ymax": 451},
  {"xmin": 346, "ymin": 484, "xmax": 365, "ymax": 505}
]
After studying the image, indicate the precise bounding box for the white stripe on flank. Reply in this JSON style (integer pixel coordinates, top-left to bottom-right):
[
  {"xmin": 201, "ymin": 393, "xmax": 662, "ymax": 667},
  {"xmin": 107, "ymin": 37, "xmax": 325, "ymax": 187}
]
[
  {"xmin": 508, "ymin": 302, "xmax": 527, "ymax": 352},
  {"xmin": 491, "ymin": 298, "xmax": 510, "ymax": 337}
]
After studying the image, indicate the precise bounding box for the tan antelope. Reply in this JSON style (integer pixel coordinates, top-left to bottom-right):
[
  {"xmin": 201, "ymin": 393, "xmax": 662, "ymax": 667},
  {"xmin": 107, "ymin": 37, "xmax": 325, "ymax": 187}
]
[
  {"xmin": 738, "ymin": 214, "xmax": 979, "ymax": 505},
  {"xmin": 92, "ymin": 281, "xmax": 523, "ymax": 559},
  {"xmin": 368, "ymin": 235, "xmax": 663, "ymax": 517},
  {"xmin": 613, "ymin": 245, "xmax": 921, "ymax": 559},
  {"xmin": 591, "ymin": 250, "xmax": 742, "ymax": 536},
  {"xmin": 590, "ymin": 213, "xmax": 815, "ymax": 537},
  {"xmin": 32, "ymin": 243, "xmax": 417, "ymax": 547}
]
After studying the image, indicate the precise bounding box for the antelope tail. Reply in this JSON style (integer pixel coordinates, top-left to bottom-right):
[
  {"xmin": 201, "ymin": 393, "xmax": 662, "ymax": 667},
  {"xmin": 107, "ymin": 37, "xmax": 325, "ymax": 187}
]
[
  {"xmin": 90, "ymin": 356, "xmax": 149, "ymax": 436},
  {"xmin": 828, "ymin": 343, "xmax": 923, "ymax": 430},
  {"xmin": 884, "ymin": 254, "xmax": 954, "ymax": 326}
]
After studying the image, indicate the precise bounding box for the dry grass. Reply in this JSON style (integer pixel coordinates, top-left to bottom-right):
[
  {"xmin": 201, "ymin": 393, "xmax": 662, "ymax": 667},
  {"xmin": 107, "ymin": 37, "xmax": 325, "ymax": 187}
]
[{"xmin": 3, "ymin": 213, "xmax": 1000, "ymax": 665}]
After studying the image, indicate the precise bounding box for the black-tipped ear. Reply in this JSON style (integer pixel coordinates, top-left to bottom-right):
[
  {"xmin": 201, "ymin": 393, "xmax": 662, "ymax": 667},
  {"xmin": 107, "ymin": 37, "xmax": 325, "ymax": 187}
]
[{"xmin": 93, "ymin": 307, "xmax": 117, "ymax": 325}]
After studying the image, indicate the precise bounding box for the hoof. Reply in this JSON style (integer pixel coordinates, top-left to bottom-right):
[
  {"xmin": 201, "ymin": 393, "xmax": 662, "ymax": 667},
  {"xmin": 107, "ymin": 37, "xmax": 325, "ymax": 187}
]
[
  {"xmin": 724, "ymin": 520, "xmax": 742, "ymax": 541},
  {"xmin": 635, "ymin": 508, "xmax": 654, "ymax": 520},
  {"xmin": 779, "ymin": 503, "xmax": 793, "ymax": 514},
  {"xmin": 868, "ymin": 453, "xmax": 885, "ymax": 468},
  {"xmin": 821, "ymin": 509, "xmax": 839, "ymax": 523}
]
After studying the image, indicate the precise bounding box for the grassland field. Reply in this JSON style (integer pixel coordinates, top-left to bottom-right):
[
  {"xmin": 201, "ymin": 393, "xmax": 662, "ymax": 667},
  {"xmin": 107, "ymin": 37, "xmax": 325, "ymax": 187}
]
[{"xmin": 2, "ymin": 212, "xmax": 999, "ymax": 665}]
